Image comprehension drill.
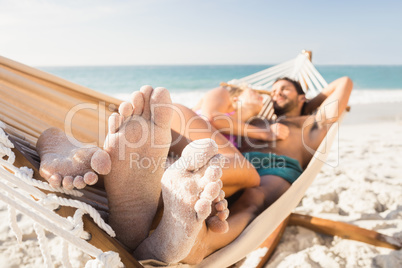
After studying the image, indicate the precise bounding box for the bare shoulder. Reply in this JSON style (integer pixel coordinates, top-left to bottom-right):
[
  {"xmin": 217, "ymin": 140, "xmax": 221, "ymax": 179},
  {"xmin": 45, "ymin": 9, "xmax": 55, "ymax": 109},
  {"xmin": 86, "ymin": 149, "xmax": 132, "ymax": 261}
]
[
  {"xmin": 206, "ymin": 86, "xmax": 230, "ymax": 98},
  {"xmin": 198, "ymin": 86, "xmax": 230, "ymax": 105},
  {"xmin": 200, "ymin": 86, "xmax": 232, "ymax": 116},
  {"xmin": 203, "ymin": 86, "xmax": 231, "ymax": 106}
]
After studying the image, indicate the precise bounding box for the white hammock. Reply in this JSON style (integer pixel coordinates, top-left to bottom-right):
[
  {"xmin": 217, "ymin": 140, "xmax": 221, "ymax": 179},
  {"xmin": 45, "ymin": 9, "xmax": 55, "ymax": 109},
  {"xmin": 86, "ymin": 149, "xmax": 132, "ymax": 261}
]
[
  {"xmin": 0, "ymin": 51, "xmax": 333, "ymax": 268},
  {"xmin": 229, "ymin": 51, "xmax": 327, "ymax": 96}
]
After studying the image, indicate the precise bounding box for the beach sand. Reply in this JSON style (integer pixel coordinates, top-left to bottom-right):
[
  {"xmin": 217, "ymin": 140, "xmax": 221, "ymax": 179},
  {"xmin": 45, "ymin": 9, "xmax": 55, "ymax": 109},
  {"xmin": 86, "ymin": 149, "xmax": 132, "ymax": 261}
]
[{"xmin": 1, "ymin": 102, "xmax": 401, "ymax": 267}]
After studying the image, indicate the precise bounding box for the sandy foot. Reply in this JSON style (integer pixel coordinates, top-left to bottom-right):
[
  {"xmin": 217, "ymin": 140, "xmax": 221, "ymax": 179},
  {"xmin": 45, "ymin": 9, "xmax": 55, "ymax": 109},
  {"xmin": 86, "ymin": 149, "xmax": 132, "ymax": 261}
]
[
  {"xmin": 104, "ymin": 86, "xmax": 173, "ymax": 250},
  {"xmin": 36, "ymin": 127, "xmax": 111, "ymax": 189},
  {"xmin": 134, "ymin": 138, "xmax": 228, "ymax": 263}
]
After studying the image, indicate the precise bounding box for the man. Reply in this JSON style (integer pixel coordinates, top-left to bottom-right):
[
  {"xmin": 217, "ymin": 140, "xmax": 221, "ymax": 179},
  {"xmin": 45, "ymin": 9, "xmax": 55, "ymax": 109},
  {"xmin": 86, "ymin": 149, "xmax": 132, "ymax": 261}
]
[{"xmin": 240, "ymin": 76, "xmax": 353, "ymax": 205}]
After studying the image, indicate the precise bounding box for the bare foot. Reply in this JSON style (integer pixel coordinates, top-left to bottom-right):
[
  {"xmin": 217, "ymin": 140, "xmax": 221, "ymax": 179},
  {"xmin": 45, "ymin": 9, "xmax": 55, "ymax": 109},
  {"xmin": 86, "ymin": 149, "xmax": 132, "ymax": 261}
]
[
  {"xmin": 134, "ymin": 139, "xmax": 229, "ymax": 263},
  {"xmin": 104, "ymin": 86, "xmax": 173, "ymax": 250},
  {"xmin": 36, "ymin": 128, "xmax": 111, "ymax": 190}
]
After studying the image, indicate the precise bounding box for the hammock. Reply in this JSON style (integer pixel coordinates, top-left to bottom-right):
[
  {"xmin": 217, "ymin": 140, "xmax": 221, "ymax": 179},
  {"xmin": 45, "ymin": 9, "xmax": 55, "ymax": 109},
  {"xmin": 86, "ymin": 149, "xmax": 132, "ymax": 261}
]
[{"xmin": 0, "ymin": 52, "xmax": 399, "ymax": 268}]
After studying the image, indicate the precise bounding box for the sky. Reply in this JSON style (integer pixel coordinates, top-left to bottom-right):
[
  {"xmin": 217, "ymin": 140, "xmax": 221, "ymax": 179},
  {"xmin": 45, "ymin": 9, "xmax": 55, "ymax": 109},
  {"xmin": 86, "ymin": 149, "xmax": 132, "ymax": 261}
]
[{"xmin": 1, "ymin": 0, "xmax": 401, "ymax": 66}]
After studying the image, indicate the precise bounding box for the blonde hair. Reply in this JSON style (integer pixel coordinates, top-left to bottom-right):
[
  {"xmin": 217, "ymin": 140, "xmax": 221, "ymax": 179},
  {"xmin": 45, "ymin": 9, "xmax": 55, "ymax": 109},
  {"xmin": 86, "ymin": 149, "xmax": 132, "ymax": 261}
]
[
  {"xmin": 220, "ymin": 82, "xmax": 247, "ymax": 98},
  {"xmin": 220, "ymin": 82, "xmax": 271, "ymax": 98}
]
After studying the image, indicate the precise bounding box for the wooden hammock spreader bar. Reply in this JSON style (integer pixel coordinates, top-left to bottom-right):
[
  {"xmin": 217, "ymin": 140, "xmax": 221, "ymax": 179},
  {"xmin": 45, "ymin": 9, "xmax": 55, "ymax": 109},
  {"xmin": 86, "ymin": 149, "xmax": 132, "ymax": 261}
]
[
  {"xmin": 253, "ymin": 213, "xmax": 401, "ymax": 267},
  {"xmin": 288, "ymin": 213, "xmax": 402, "ymax": 250}
]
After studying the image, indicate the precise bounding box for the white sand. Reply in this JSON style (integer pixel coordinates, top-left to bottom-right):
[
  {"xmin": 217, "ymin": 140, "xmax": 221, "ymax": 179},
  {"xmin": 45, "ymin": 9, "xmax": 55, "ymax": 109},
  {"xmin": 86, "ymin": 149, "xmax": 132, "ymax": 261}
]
[{"xmin": 1, "ymin": 102, "xmax": 402, "ymax": 267}]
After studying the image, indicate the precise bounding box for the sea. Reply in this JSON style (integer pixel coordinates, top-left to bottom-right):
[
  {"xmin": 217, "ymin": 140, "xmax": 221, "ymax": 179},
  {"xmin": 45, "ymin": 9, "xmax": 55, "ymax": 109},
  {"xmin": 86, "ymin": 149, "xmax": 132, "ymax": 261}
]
[{"xmin": 38, "ymin": 65, "xmax": 402, "ymax": 108}]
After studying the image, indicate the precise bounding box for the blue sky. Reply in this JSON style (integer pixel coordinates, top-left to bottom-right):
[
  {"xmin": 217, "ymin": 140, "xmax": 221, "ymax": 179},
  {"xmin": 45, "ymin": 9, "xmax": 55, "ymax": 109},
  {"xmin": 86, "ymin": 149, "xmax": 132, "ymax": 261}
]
[{"xmin": 1, "ymin": 0, "xmax": 401, "ymax": 66}]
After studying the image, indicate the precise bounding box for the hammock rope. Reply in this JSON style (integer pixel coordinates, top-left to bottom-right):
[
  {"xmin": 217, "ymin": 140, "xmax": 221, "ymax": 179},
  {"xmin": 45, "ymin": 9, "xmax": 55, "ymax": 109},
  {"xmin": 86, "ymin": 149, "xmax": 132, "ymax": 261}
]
[
  {"xmin": 0, "ymin": 125, "xmax": 123, "ymax": 268},
  {"xmin": 8, "ymin": 203, "xmax": 22, "ymax": 243},
  {"xmin": 0, "ymin": 153, "xmax": 83, "ymax": 198},
  {"xmin": 233, "ymin": 52, "xmax": 321, "ymax": 92}
]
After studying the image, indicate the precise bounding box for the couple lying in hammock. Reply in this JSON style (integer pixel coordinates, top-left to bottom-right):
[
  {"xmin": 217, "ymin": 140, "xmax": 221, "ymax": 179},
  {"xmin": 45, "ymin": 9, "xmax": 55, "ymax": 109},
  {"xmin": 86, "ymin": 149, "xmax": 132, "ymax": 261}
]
[{"xmin": 36, "ymin": 76, "xmax": 353, "ymax": 264}]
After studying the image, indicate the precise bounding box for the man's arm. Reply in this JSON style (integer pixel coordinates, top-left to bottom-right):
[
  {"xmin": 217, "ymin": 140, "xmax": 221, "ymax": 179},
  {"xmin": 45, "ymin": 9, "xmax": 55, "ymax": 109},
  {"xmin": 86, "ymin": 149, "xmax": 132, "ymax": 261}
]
[
  {"xmin": 302, "ymin": 85, "xmax": 338, "ymax": 115},
  {"xmin": 304, "ymin": 77, "xmax": 353, "ymax": 151},
  {"xmin": 314, "ymin": 76, "xmax": 353, "ymax": 127}
]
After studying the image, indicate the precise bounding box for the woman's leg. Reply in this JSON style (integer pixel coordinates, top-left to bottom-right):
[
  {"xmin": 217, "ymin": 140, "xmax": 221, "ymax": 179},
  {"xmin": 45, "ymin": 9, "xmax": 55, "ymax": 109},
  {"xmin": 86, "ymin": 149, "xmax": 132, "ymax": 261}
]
[{"xmin": 169, "ymin": 104, "xmax": 260, "ymax": 196}]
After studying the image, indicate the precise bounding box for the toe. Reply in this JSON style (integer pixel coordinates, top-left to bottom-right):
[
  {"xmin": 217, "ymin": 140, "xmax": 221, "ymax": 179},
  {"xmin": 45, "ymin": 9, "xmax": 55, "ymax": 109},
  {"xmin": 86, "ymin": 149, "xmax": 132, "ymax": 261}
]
[
  {"xmin": 215, "ymin": 199, "xmax": 228, "ymax": 212},
  {"xmin": 108, "ymin": 113, "xmax": 124, "ymax": 134},
  {"xmin": 48, "ymin": 174, "xmax": 62, "ymax": 188},
  {"xmin": 62, "ymin": 176, "xmax": 74, "ymax": 190},
  {"xmin": 206, "ymin": 217, "xmax": 229, "ymax": 233},
  {"xmin": 200, "ymin": 181, "xmax": 221, "ymax": 201},
  {"xmin": 39, "ymin": 166, "xmax": 52, "ymax": 180},
  {"xmin": 194, "ymin": 199, "xmax": 212, "ymax": 220},
  {"xmin": 83, "ymin": 171, "xmax": 98, "ymax": 185},
  {"xmin": 217, "ymin": 209, "xmax": 229, "ymax": 221},
  {"xmin": 139, "ymin": 85, "xmax": 154, "ymax": 120},
  {"xmin": 72, "ymin": 147, "xmax": 98, "ymax": 164},
  {"xmin": 214, "ymin": 190, "xmax": 225, "ymax": 203},
  {"xmin": 181, "ymin": 139, "xmax": 219, "ymax": 171},
  {"xmin": 118, "ymin": 102, "xmax": 134, "ymax": 117},
  {"xmin": 150, "ymin": 87, "xmax": 173, "ymax": 128},
  {"xmin": 73, "ymin": 175, "xmax": 86, "ymax": 189},
  {"xmin": 130, "ymin": 91, "xmax": 145, "ymax": 115},
  {"xmin": 91, "ymin": 149, "xmax": 111, "ymax": 175},
  {"xmin": 199, "ymin": 165, "xmax": 222, "ymax": 187}
]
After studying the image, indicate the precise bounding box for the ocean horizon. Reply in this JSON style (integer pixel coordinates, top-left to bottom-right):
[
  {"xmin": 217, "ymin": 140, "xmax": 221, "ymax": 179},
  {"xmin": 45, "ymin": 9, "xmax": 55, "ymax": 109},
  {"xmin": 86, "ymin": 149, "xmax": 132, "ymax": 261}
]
[{"xmin": 38, "ymin": 65, "xmax": 402, "ymax": 107}]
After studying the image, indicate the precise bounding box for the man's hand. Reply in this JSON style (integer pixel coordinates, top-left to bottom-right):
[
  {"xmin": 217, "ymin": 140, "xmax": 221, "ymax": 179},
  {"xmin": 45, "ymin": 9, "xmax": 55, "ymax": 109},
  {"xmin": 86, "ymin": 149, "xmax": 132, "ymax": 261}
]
[{"xmin": 270, "ymin": 123, "xmax": 289, "ymax": 140}]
